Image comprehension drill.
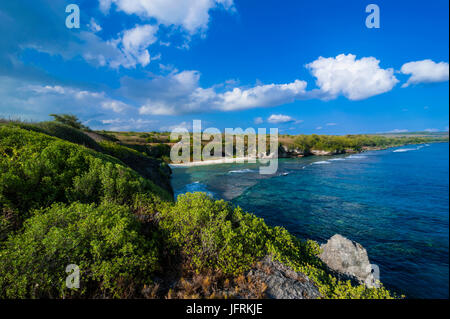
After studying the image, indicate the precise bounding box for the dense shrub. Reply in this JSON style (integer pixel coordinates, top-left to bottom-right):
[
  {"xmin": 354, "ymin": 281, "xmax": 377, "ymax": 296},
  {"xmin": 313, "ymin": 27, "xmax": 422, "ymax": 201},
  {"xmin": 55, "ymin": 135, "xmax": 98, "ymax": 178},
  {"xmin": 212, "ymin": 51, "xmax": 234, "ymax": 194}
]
[
  {"xmin": 0, "ymin": 202, "xmax": 159, "ymax": 298},
  {"xmin": 98, "ymin": 141, "xmax": 173, "ymax": 196},
  {"xmin": 157, "ymin": 193, "xmax": 395, "ymax": 299},
  {"xmin": 11, "ymin": 121, "xmax": 100, "ymax": 151},
  {"xmin": 99, "ymin": 140, "xmax": 148, "ymax": 161},
  {"xmin": 0, "ymin": 126, "xmax": 170, "ymax": 232}
]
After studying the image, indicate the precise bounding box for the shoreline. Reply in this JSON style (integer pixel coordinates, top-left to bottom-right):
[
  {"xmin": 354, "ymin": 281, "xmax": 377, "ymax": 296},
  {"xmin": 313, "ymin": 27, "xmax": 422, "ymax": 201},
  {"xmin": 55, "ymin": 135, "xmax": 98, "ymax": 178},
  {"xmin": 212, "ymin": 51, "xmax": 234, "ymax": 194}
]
[
  {"xmin": 170, "ymin": 156, "xmax": 262, "ymax": 168},
  {"xmin": 169, "ymin": 142, "xmax": 445, "ymax": 168}
]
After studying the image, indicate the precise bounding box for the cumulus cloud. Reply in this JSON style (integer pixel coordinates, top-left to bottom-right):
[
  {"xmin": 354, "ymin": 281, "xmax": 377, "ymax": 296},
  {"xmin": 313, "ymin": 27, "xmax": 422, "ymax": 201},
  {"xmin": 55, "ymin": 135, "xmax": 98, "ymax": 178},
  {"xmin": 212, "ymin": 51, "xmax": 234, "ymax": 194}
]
[
  {"xmin": 121, "ymin": 70, "xmax": 308, "ymax": 115},
  {"xmin": 98, "ymin": 118, "xmax": 157, "ymax": 131},
  {"xmin": 306, "ymin": 54, "xmax": 399, "ymax": 100},
  {"xmin": 99, "ymin": 0, "xmax": 235, "ymax": 34},
  {"xmin": 219, "ymin": 80, "xmax": 307, "ymax": 111},
  {"xmin": 88, "ymin": 18, "xmax": 103, "ymax": 33},
  {"xmin": 267, "ymin": 114, "xmax": 295, "ymax": 124},
  {"xmin": 400, "ymin": 59, "xmax": 449, "ymax": 87},
  {"xmin": 101, "ymin": 100, "xmax": 129, "ymax": 113},
  {"xmin": 254, "ymin": 117, "xmax": 264, "ymax": 124},
  {"xmin": 114, "ymin": 24, "xmax": 159, "ymax": 67},
  {"xmin": 386, "ymin": 129, "xmax": 409, "ymax": 133},
  {"xmin": 0, "ymin": 76, "xmax": 133, "ymax": 122}
]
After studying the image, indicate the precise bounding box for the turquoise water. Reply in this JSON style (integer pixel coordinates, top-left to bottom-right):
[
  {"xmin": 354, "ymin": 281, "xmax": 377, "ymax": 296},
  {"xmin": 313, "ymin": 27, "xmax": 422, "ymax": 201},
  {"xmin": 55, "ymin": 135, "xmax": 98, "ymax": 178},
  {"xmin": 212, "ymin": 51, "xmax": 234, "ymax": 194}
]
[{"xmin": 171, "ymin": 143, "xmax": 449, "ymax": 299}]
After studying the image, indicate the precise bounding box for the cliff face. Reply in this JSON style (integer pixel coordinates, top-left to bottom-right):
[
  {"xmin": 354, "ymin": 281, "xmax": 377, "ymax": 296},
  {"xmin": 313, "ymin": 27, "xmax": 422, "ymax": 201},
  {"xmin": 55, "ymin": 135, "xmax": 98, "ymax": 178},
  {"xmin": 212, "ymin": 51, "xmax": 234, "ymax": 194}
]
[{"xmin": 278, "ymin": 145, "xmax": 356, "ymax": 158}]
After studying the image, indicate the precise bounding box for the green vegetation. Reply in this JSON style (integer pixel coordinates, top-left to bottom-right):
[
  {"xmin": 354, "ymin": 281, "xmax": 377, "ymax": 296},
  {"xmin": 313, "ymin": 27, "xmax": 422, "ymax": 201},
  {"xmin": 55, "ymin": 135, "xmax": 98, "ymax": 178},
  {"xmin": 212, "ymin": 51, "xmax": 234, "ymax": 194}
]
[
  {"xmin": 290, "ymin": 134, "xmax": 448, "ymax": 153},
  {"xmin": 7, "ymin": 121, "xmax": 101, "ymax": 151},
  {"xmin": 158, "ymin": 193, "xmax": 394, "ymax": 299},
  {"xmin": 0, "ymin": 202, "xmax": 158, "ymax": 298},
  {"xmin": 50, "ymin": 114, "xmax": 89, "ymax": 130},
  {"xmin": 0, "ymin": 117, "xmax": 424, "ymax": 299}
]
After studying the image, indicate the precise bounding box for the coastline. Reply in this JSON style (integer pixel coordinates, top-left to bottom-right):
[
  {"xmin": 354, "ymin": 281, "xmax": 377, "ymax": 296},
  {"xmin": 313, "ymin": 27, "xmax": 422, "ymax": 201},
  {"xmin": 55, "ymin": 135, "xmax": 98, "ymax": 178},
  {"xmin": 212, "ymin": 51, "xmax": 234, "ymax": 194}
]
[
  {"xmin": 170, "ymin": 156, "xmax": 258, "ymax": 168},
  {"xmin": 169, "ymin": 142, "xmax": 447, "ymax": 168}
]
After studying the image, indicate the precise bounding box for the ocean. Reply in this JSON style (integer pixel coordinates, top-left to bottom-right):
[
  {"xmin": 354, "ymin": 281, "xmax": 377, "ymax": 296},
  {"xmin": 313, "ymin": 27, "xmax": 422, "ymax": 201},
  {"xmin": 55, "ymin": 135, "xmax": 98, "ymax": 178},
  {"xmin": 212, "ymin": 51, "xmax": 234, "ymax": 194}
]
[{"xmin": 171, "ymin": 143, "xmax": 449, "ymax": 298}]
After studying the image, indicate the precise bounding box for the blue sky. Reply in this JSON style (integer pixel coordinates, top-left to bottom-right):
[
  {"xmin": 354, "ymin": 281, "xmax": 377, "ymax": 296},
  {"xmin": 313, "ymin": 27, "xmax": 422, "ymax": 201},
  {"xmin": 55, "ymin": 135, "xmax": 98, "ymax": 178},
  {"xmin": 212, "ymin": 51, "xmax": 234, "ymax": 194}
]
[{"xmin": 0, "ymin": 0, "xmax": 448, "ymax": 134}]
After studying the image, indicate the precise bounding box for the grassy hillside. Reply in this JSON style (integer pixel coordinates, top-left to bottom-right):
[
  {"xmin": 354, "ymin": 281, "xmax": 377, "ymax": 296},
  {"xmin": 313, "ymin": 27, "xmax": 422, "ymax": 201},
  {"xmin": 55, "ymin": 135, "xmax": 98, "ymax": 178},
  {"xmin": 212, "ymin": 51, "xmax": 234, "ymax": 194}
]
[{"xmin": 0, "ymin": 120, "xmax": 401, "ymax": 299}]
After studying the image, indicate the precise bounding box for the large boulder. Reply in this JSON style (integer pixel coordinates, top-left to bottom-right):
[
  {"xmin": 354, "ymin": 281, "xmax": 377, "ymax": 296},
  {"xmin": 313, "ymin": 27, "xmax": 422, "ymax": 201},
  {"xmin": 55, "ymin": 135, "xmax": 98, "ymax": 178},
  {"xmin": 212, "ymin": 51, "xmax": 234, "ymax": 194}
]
[
  {"xmin": 246, "ymin": 256, "xmax": 322, "ymax": 299},
  {"xmin": 319, "ymin": 234, "xmax": 379, "ymax": 288}
]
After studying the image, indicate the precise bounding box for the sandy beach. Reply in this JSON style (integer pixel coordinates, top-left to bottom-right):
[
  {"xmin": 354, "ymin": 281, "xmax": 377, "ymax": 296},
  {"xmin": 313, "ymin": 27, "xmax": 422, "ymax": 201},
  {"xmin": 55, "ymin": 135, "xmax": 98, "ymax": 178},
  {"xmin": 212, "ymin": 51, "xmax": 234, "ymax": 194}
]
[{"xmin": 168, "ymin": 153, "xmax": 281, "ymax": 168}]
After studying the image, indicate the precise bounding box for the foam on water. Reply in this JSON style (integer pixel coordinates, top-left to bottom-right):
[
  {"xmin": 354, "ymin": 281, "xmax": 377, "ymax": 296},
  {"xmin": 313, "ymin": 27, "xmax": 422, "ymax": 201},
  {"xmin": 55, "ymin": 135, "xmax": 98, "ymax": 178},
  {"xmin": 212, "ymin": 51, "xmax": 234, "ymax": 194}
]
[
  {"xmin": 312, "ymin": 161, "xmax": 331, "ymax": 165},
  {"xmin": 347, "ymin": 155, "xmax": 368, "ymax": 159},
  {"xmin": 228, "ymin": 168, "xmax": 256, "ymax": 174}
]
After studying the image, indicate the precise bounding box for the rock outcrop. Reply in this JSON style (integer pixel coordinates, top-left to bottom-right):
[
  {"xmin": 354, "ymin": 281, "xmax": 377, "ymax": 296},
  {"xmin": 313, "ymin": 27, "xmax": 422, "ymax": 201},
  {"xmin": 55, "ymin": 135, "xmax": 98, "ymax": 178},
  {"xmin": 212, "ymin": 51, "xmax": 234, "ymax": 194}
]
[
  {"xmin": 278, "ymin": 145, "xmax": 306, "ymax": 158},
  {"xmin": 319, "ymin": 234, "xmax": 379, "ymax": 288},
  {"xmin": 246, "ymin": 256, "xmax": 322, "ymax": 299}
]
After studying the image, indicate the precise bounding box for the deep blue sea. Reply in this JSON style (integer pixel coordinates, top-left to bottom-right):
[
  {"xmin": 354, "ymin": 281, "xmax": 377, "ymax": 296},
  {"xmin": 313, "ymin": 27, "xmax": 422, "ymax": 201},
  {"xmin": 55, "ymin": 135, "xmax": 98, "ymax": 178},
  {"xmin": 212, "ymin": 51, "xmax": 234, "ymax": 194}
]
[{"xmin": 171, "ymin": 143, "xmax": 449, "ymax": 299}]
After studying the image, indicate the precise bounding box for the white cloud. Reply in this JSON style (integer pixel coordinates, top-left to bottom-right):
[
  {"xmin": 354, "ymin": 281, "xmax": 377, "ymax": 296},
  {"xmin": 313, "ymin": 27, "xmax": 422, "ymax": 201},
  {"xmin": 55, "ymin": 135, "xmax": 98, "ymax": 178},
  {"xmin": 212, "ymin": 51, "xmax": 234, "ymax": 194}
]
[
  {"xmin": 306, "ymin": 54, "xmax": 399, "ymax": 100},
  {"xmin": 100, "ymin": 0, "xmax": 235, "ymax": 34},
  {"xmin": 101, "ymin": 100, "xmax": 129, "ymax": 113},
  {"xmin": 119, "ymin": 24, "xmax": 158, "ymax": 67},
  {"xmin": 254, "ymin": 117, "xmax": 263, "ymax": 124},
  {"xmin": 123, "ymin": 70, "xmax": 308, "ymax": 115},
  {"xmin": 386, "ymin": 129, "xmax": 409, "ymax": 133},
  {"xmin": 326, "ymin": 122, "xmax": 337, "ymax": 126},
  {"xmin": 267, "ymin": 114, "xmax": 295, "ymax": 124},
  {"xmin": 424, "ymin": 128, "xmax": 439, "ymax": 132},
  {"xmin": 88, "ymin": 18, "xmax": 102, "ymax": 32},
  {"xmin": 30, "ymin": 30, "xmax": 156, "ymax": 69},
  {"xmin": 100, "ymin": 118, "xmax": 157, "ymax": 131},
  {"xmin": 400, "ymin": 59, "xmax": 449, "ymax": 87},
  {"xmin": 0, "ymin": 76, "xmax": 134, "ymax": 123},
  {"xmin": 160, "ymin": 121, "xmax": 194, "ymax": 132},
  {"xmin": 316, "ymin": 126, "xmax": 323, "ymax": 130},
  {"xmin": 219, "ymin": 80, "xmax": 307, "ymax": 111}
]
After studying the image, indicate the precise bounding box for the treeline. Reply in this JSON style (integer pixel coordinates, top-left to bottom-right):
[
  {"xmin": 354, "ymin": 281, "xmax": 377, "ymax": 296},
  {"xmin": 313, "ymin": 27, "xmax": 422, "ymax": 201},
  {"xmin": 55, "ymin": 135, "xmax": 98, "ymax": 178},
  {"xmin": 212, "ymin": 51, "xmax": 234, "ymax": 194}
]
[{"xmin": 290, "ymin": 134, "xmax": 448, "ymax": 153}]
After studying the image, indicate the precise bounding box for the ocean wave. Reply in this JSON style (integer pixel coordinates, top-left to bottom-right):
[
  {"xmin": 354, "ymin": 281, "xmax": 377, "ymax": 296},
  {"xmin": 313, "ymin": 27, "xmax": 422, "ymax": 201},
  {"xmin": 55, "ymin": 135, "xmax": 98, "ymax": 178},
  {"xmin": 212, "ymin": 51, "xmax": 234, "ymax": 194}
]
[
  {"xmin": 347, "ymin": 155, "xmax": 367, "ymax": 159},
  {"xmin": 393, "ymin": 147, "xmax": 419, "ymax": 153},
  {"xmin": 228, "ymin": 168, "xmax": 256, "ymax": 174},
  {"xmin": 329, "ymin": 158, "xmax": 345, "ymax": 161},
  {"xmin": 312, "ymin": 161, "xmax": 331, "ymax": 165}
]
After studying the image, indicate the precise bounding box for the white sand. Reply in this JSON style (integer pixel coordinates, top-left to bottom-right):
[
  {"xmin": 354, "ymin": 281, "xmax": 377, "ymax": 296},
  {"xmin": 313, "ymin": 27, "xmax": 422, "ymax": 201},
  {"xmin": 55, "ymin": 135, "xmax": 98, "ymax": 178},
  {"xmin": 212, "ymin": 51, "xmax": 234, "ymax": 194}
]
[{"xmin": 169, "ymin": 155, "xmax": 276, "ymax": 168}]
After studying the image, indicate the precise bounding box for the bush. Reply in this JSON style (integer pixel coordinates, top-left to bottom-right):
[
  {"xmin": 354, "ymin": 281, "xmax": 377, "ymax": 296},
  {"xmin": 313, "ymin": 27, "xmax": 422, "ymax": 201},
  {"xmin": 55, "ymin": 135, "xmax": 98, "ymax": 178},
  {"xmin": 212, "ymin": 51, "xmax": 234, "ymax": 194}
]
[
  {"xmin": 158, "ymin": 193, "xmax": 318, "ymax": 275},
  {"xmin": 49, "ymin": 114, "xmax": 88, "ymax": 130},
  {"xmin": 99, "ymin": 141, "xmax": 148, "ymax": 162},
  {"xmin": 157, "ymin": 193, "xmax": 395, "ymax": 299},
  {"xmin": 10, "ymin": 121, "xmax": 101, "ymax": 151},
  {"xmin": 0, "ymin": 202, "xmax": 159, "ymax": 298},
  {"xmin": 0, "ymin": 126, "xmax": 170, "ymax": 233}
]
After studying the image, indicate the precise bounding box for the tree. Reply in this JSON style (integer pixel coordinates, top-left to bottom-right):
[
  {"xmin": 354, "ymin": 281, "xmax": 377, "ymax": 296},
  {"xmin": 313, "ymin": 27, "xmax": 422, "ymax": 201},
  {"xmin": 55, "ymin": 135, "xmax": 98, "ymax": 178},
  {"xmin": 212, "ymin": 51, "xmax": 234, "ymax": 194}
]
[{"xmin": 49, "ymin": 114, "xmax": 88, "ymax": 130}]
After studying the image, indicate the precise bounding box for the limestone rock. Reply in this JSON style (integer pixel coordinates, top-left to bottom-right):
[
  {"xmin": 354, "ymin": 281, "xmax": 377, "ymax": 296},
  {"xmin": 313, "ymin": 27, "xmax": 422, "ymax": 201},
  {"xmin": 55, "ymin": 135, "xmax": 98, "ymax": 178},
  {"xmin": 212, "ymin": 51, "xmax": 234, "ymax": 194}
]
[{"xmin": 319, "ymin": 234, "xmax": 379, "ymax": 288}]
